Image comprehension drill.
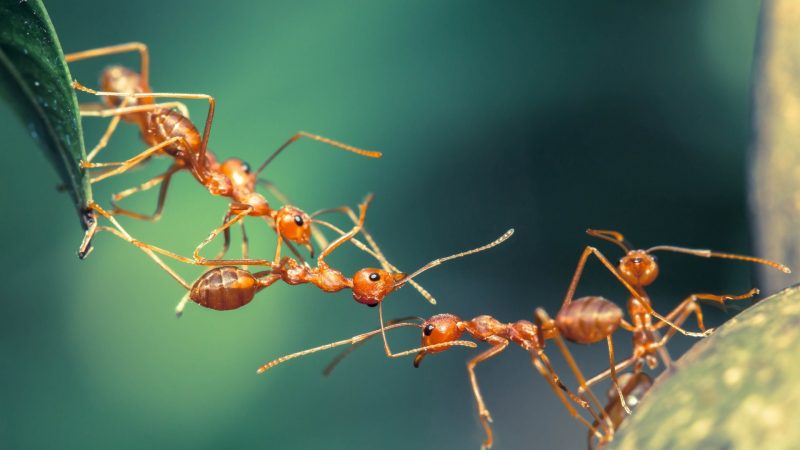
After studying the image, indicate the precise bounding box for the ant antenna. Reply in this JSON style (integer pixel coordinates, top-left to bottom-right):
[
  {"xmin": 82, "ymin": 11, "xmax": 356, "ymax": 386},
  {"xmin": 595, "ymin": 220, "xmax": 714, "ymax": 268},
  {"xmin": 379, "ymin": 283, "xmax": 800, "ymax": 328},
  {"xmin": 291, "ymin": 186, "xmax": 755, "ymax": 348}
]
[
  {"xmin": 254, "ymin": 131, "xmax": 382, "ymax": 177},
  {"xmin": 256, "ymin": 322, "xmax": 422, "ymax": 374},
  {"xmin": 323, "ymin": 316, "xmax": 424, "ymax": 376},
  {"xmin": 645, "ymin": 246, "xmax": 791, "ymax": 274},
  {"xmin": 256, "ymin": 321, "xmax": 475, "ymax": 374},
  {"xmin": 586, "ymin": 229, "xmax": 632, "ymax": 253},
  {"xmin": 396, "ymin": 229, "xmax": 515, "ymax": 286}
]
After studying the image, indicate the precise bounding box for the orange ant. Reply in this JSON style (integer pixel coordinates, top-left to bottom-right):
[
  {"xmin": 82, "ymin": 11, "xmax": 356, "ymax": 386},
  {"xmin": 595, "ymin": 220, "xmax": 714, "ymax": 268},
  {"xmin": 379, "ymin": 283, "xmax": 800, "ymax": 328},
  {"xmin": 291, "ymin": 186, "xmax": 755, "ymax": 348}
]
[
  {"xmin": 257, "ymin": 300, "xmax": 631, "ymax": 449},
  {"xmin": 65, "ymin": 43, "xmax": 381, "ymax": 260},
  {"xmin": 588, "ymin": 371, "xmax": 652, "ymax": 449},
  {"xmin": 542, "ymin": 231, "xmax": 789, "ymax": 420},
  {"xmin": 90, "ymin": 194, "xmax": 513, "ymax": 315}
]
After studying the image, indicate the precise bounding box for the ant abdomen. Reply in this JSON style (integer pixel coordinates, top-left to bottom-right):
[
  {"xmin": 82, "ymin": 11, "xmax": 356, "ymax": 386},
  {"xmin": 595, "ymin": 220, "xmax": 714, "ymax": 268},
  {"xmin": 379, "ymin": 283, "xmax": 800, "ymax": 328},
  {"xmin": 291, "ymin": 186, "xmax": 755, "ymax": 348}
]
[
  {"xmin": 142, "ymin": 109, "xmax": 200, "ymax": 155},
  {"xmin": 189, "ymin": 267, "xmax": 258, "ymax": 311},
  {"xmin": 555, "ymin": 296, "xmax": 622, "ymax": 344}
]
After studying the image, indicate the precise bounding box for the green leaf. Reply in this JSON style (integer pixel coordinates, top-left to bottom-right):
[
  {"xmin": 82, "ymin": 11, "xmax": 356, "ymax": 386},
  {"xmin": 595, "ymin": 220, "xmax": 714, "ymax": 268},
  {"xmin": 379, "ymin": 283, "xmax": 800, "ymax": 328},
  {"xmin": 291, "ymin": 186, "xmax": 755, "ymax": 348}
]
[
  {"xmin": 0, "ymin": 0, "xmax": 91, "ymax": 228},
  {"xmin": 606, "ymin": 286, "xmax": 800, "ymax": 450}
]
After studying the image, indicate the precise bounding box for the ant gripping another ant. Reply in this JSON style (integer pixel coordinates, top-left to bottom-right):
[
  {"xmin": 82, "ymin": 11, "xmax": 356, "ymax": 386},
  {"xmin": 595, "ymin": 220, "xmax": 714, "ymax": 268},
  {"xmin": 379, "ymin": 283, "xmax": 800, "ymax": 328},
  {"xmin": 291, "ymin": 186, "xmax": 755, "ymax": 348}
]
[
  {"xmin": 258, "ymin": 303, "xmax": 620, "ymax": 449},
  {"xmin": 66, "ymin": 43, "xmax": 381, "ymax": 261},
  {"xmin": 259, "ymin": 233, "xmax": 789, "ymax": 449},
  {"xmin": 91, "ymin": 194, "xmax": 514, "ymax": 315}
]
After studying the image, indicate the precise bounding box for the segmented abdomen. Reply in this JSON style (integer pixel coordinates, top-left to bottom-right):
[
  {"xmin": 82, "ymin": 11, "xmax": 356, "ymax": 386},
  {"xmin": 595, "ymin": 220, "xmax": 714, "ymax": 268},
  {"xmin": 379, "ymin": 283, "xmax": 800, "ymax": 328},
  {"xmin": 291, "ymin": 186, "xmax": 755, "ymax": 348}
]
[
  {"xmin": 555, "ymin": 296, "xmax": 622, "ymax": 344},
  {"xmin": 190, "ymin": 267, "xmax": 257, "ymax": 311}
]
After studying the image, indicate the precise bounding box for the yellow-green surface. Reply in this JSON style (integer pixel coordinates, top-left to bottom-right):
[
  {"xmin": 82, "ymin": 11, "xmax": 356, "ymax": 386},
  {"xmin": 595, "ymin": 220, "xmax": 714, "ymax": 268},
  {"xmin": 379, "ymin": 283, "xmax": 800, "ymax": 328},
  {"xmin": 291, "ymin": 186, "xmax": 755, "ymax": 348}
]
[
  {"xmin": 0, "ymin": 1, "xmax": 780, "ymax": 449},
  {"xmin": 608, "ymin": 285, "xmax": 800, "ymax": 450}
]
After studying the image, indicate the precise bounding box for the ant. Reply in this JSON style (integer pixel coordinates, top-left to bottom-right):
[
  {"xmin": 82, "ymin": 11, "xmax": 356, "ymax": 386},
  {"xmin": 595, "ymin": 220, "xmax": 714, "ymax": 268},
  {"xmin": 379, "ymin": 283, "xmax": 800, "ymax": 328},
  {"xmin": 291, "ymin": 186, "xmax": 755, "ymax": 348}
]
[
  {"xmin": 564, "ymin": 230, "xmax": 790, "ymax": 392},
  {"xmin": 91, "ymin": 194, "xmax": 513, "ymax": 315},
  {"xmin": 292, "ymin": 237, "xmax": 786, "ymax": 448},
  {"xmin": 588, "ymin": 371, "xmax": 652, "ymax": 449},
  {"xmin": 65, "ymin": 43, "xmax": 381, "ymax": 260},
  {"xmin": 257, "ymin": 300, "xmax": 633, "ymax": 449}
]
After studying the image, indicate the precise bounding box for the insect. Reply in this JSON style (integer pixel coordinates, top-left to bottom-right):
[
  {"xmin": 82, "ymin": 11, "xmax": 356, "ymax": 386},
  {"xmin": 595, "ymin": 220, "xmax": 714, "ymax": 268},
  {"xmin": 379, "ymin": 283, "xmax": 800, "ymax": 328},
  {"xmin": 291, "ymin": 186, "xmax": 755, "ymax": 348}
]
[
  {"xmin": 588, "ymin": 371, "xmax": 653, "ymax": 449},
  {"xmin": 92, "ymin": 194, "xmax": 513, "ymax": 314},
  {"xmin": 566, "ymin": 230, "xmax": 790, "ymax": 393},
  {"xmin": 258, "ymin": 302, "xmax": 625, "ymax": 449},
  {"xmin": 65, "ymin": 43, "xmax": 381, "ymax": 260}
]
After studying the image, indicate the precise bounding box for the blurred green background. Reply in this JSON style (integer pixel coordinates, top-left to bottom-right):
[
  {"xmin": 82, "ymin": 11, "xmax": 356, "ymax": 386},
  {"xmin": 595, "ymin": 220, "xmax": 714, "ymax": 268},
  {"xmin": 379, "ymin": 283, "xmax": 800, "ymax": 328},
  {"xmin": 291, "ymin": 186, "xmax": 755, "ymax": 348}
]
[{"xmin": 0, "ymin": 1, "xmax": 772, "ymax": 449}]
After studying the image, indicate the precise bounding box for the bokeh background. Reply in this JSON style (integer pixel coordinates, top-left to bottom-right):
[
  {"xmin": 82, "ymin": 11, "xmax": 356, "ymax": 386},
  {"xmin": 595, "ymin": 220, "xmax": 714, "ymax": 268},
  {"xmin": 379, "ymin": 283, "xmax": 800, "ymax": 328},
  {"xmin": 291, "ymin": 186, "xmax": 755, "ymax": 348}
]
[{"xmin": 0, "ymin": 1, "xmax": 775, "ymax": 449}]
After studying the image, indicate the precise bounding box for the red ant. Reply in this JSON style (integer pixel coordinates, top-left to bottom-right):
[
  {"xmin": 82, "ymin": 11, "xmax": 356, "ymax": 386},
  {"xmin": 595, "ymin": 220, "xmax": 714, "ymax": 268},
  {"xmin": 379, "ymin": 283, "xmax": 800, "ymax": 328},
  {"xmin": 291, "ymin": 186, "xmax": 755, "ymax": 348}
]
[
  {"xmin": 65, "ymin": 43, "xmax": 381, "ymax": 260},
  {"xmin": 564, "ymin": 230, "xmax": 790, "ymax": 394},
  {"xmin": 90, "ymin": 195, "xmax": 513, "ymax": 315},
  {"xmin": 263, "ymin": 235, "xmax": 788, "ymax": 448},
  {"xmin": 256, "ymin": 300, "xmax": 632, "ymax": 449},
  {"xmin": 588, "ymin": 371, "xmax": 652, "ymax": 449}
]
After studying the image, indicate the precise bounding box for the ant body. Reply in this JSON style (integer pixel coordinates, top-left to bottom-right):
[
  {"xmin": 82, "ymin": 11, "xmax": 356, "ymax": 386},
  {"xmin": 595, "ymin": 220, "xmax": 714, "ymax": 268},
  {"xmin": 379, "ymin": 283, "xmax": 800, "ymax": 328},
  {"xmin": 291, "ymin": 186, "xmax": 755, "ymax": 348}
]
[
  {"xmin": 65, "ymin": 43, "xmax": 381, "ymax": 260},
  {"xmin": 92, "ymin": 195, "xmax": 513, "ymax": 314},
  {"xmin": 257, "ymin": 302, "xmax": 626, "ymax": 449},
  {"xmin": 564, "ymin": 230, "xmax": 790, "ymax": 395}
]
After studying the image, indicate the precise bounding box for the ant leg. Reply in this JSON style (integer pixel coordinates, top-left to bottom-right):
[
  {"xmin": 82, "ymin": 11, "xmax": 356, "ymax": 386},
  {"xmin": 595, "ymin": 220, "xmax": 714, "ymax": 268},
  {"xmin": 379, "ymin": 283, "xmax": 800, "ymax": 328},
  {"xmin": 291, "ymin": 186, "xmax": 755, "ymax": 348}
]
[
  {"xmin": 241, "ymin": 219, "xmax": 250, "ymax": 271},
  {"xmin": 213, "ymin": 210, "xmax": 234, "ymax": 260},
  {"xmin": 72, "ymin": 82, "xmax": 215, "ymax": 174},
  {"xmin": 96, "ymin": 223, "xmax": 271, "ymax": 267},
  {"xmin": 536, "ymin": 348, "xmax": 613, "ymax": 437},
  {"xmin": 85, "ymin": 96, "xmax": 130, "ymax": 162},
  {"xmin": 653, "ymin": 288, "xmax": 759, "ymax": 332},
  {"xmin": 544, "ymin": 333, "xmax": 616, "ymax": 433},
  {"xmin": 562, "ymin": 246, "xmax": 707, "ymax": 338},
  {"xmin": 84, "ymin": 137, "xmax": 182, "ymax": 184},
  {"xmin": 466, "ymin": 338, "xmax": 509, "ymax": 450},
  {"xmin": 65, "ymin": 42, "xmax": 150, "ymax": 85},
  {"xmin": 583, "ymin": 356, "xmax": 638, "ymax": 393},
  {"xmin": 84, "ymin": 202, "xmax": 189, "ymax": 289},
  {"xmin": 111, "ymin": 164, "xmax": 180, "ymax": 221},
  {"xmin": 312, "ymin": 204, "xmax": 436, "ymax": 304},
  {"xmin": 253, "ymin": 131, "xmax": 381, "ymax": 177},
  {"xmin": 529, "ymin": 355, "xmax": 607, "ymax": 443},
  {"xmin": 193, "ymin": 206, "xmax": 252, "ymax": 263}
]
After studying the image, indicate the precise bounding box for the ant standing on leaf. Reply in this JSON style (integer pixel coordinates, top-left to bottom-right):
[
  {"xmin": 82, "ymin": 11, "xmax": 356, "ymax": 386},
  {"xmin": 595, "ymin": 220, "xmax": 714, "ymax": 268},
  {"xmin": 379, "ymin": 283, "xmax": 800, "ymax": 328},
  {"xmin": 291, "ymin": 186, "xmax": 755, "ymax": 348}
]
[{"xmin": 65, "ymin": 42, "xmax": 381, "ymax": 261}]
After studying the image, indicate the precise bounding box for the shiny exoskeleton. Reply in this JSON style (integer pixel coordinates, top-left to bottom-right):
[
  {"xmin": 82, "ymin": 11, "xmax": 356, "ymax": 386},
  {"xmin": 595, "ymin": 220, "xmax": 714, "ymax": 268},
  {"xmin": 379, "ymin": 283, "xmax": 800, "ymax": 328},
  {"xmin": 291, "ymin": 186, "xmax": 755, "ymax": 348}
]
[
  {"xmin": 174, "ymin": 198, "xmax": 513, "ymax": 315},
  {"xmin": 66, "ymin": 42, "xmax": 381, "ymax": 260}
]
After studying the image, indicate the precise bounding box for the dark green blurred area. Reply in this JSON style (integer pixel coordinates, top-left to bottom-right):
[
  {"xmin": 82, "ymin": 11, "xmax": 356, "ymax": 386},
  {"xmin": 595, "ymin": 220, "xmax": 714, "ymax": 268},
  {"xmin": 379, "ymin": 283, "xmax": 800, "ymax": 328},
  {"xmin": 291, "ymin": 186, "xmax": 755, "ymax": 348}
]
[{"xmin": 0, "ymin": 1, "xmax": 767, "ymax": 449}]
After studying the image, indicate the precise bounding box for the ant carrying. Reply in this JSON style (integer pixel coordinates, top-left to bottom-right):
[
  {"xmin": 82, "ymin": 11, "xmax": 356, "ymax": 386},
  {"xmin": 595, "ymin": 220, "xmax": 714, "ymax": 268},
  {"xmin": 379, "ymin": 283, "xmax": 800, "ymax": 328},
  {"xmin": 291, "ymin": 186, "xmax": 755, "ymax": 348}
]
[{"xmin": 65, "ymin": 42, "xmax": 381, "ymax": 261}]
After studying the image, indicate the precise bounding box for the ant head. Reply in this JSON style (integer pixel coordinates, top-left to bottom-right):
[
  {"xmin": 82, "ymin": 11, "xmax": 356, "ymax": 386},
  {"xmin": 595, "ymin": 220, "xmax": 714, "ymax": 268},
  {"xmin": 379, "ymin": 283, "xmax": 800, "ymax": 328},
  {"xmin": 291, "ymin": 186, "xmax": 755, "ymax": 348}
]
[
  {"xmin": 206, "ymin": 172, "xmax": 233, "ymax": 197},
  {"xmin": 275, "ymin": 205, "xmax": 313, "ymax": 246},
  {"xmin": 618, "ymin": 250, "xmax": 659, "ymax": 287},
  {"xmin": 220, "ymin": 158, "xmax": 256, "ymax": 191},
  {"xmin": 414, "ymin": 314, "xmax": 464, "ymax": 367},
  {"xmin": 351, "ymin": 269, "xmax": 406, "ymax": 306}
]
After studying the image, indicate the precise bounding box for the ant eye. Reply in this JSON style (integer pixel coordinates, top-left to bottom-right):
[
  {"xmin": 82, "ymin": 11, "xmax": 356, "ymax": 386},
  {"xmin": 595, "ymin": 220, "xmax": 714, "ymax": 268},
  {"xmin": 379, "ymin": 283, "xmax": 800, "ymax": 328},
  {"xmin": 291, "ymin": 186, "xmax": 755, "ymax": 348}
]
[
  {"xmin": 424, "ymin": 324, "xmax": 435, "ymax": 336},
  {"xmin": 651, "ymin": 255, "xmax": 658, "ymax": 262},
  {"xmin": 293, "ymin": 215, "xmax": 304, "ymax": 226},
  {"xmin": 241, "ymin": 162, "xmax": 251, "ymax": 173},
  {"xmin": 369, "ymin": 272, "xmax": 380, "ymax": 282}
]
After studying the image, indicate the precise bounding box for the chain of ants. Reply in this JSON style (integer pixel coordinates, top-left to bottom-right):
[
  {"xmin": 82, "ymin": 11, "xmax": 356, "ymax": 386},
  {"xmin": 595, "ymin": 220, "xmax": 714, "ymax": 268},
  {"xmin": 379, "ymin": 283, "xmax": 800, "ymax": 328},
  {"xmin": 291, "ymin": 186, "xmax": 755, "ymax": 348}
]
[{"xmin": 67, "ymin": 43, "xmax": 792, "ymax": 450}]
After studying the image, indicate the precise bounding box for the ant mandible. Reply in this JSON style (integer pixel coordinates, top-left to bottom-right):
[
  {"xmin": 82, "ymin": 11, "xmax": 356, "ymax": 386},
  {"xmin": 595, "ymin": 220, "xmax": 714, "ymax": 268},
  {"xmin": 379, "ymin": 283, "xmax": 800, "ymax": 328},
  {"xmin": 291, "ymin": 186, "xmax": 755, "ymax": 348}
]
[{"xmin": 66, "ymin": 43, "xmax": 381, "ymax": 260}]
